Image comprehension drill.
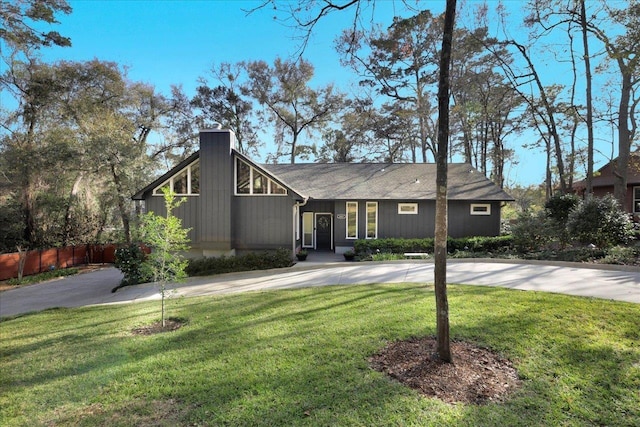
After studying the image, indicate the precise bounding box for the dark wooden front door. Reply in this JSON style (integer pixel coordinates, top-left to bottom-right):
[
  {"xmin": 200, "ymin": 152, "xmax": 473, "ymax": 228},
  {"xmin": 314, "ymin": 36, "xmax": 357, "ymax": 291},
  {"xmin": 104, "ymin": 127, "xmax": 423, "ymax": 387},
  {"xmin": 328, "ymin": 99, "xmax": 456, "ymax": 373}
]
[{"xmin": 315, "ymin": 214, "xmax": 332, "ymax": 250}]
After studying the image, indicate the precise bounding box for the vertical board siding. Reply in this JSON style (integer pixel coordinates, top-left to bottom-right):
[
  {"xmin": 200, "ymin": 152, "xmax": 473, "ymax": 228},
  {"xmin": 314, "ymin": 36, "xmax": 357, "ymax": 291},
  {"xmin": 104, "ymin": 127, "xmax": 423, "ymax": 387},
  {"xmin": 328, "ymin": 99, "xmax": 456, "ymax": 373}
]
[
  {"xmin": 333, "ymin": 199, "xmax": 501, "ymax": 246},
  {"xmin": 233, "ymin": 196, "xmax": 294, "ymax": 248},
  {"xmin": 302, "ymin": 200, "xmax": 334, "ymax": 213},
  {"xmin": 199, "ymin": 131, "xmax": 234, "ymax": 248},
  {"xmin": 145, "ymin": 195, "xmax": 200, "ymax": 243},
  {"xmin": 377, "ymin": 200, "xmax": 434, "ymax": 238},
  {"xmin": 448, "ymin": 201, "xmax": 501, "ymax": 237}
]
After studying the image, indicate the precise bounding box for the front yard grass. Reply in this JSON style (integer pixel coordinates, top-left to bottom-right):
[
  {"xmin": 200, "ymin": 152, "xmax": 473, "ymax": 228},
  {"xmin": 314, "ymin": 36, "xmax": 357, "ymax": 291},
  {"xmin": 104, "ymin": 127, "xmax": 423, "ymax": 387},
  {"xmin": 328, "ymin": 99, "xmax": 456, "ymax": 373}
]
[{"xmin": 1, "ymin": 284, "xmax": 638, "ymax": 426}]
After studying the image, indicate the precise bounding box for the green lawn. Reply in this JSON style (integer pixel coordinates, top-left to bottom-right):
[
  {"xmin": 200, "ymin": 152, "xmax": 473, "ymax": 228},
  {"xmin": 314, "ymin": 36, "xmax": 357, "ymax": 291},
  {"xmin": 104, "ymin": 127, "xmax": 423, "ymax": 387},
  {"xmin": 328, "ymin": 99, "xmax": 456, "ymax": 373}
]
[{"xmin": 1, "ymin": 284, "xmax": 639, "ymax": 426}]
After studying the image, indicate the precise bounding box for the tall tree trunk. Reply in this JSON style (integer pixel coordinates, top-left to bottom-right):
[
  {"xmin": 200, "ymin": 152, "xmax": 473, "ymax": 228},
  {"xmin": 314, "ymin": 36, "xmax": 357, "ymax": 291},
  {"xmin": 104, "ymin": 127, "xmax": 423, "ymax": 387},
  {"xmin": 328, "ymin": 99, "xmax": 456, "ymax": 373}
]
[
  {"xmin": 62, "ymin": 173, "xmax": 84, "ymax": 246},
  {"xmin": 514, "ymin": 42, "xmax": 567, "ymax": 194},
  {"xmin": 21, "ymin": 184, "xmax": 36, "ymax": 246},
  {"xmin": 434, "ymin": 0, "xmax": 456, "ymax": 364},
  {"xmin": 614, "ymin": 69, "xmax": 632, "ymax": 207},
  {"xmin": 545, "ymin": 137, "xmax": 553, "ymax": 200},
  {"xmin": 110, "ymin": 163, "xmax": 131, "ymax": 244},
  {"xmin": 416, "ymin": 76, "xmax": 428, "ymax": 163},
  {"xmin": 290, "ymin": 131, "xmax": 298, "ymax": 164},
  {"xmin": 580, "ymin": 0, "xmax": 594, "ymax": 196}
]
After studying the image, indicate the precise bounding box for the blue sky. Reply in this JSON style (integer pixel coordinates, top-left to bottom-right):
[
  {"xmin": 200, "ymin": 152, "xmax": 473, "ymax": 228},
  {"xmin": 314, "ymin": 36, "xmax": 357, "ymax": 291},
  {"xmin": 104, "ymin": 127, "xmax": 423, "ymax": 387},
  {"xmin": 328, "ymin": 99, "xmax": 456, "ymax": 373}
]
[
  {"xmin": 26, "ymin": 0, "xmax": 615, "ymax": 187},
  {"xmin": 41, "ymin": 0, "xmax": 375, "ymax": 94}
]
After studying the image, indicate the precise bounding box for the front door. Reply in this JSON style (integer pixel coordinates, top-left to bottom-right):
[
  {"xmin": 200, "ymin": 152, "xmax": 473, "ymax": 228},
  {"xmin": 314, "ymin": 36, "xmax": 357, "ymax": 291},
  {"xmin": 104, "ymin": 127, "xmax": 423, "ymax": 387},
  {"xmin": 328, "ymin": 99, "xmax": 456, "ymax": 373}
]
[{"xmin": 315, "ymin": 214, "xmax": 332, "ymax": 250}]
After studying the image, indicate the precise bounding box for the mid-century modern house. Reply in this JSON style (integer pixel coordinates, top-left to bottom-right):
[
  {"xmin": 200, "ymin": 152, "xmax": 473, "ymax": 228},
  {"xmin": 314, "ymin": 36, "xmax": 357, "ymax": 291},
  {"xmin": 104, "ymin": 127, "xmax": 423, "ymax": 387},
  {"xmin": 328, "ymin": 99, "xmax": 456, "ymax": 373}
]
[
  {"xmin": 573, "ymin": 154, "xmax": 640, "ymax": 218},
  {"xmin": 133, "ymin": 129, "xmax": 514, "ymax": 257}
]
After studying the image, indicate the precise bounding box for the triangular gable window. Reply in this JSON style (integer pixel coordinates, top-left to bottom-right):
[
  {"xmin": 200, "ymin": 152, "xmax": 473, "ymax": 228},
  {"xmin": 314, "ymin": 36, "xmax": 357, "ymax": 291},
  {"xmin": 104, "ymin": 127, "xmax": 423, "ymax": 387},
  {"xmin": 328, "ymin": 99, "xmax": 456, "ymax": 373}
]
[
  {"xmin": 153, "ymin": 160, "xmax": 200, "ymax": 196},
  {"xmin": 235, "ymin": 158, "xmax": 288, "ymax": 196}
]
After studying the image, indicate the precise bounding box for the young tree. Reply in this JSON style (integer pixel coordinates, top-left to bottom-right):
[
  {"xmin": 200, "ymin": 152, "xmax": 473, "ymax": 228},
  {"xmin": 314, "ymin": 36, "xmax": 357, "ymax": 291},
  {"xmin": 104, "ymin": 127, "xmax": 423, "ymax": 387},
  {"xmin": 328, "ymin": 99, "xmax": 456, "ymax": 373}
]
[{"xmin": 140, "ymin": 188, "xmax": 190, "ymax": 328}]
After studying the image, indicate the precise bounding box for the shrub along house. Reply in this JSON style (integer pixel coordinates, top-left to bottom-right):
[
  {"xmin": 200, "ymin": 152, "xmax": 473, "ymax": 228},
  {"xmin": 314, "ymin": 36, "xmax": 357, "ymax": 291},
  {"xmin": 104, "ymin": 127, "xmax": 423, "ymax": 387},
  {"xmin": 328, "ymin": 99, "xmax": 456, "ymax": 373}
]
[{"xmin": 133, "ymin": 129, "xmax": 514, "ymax": 257}]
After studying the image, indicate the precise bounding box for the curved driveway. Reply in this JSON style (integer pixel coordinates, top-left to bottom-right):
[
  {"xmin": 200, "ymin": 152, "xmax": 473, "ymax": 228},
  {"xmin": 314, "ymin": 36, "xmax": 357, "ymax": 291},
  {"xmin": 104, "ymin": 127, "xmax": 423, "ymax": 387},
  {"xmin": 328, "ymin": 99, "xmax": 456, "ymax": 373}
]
[{"xmin": 1, "ymin": 260, "xmax": 639, "ymax": 318}]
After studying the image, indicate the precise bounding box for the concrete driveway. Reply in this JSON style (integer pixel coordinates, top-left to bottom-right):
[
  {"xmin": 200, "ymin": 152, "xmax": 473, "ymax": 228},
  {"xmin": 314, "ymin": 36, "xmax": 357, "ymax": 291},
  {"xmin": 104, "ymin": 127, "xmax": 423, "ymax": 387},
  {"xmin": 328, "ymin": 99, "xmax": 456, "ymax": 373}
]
[{"xmin": 1, "ymin": 260, "xmax": 639, "ymax": 318}]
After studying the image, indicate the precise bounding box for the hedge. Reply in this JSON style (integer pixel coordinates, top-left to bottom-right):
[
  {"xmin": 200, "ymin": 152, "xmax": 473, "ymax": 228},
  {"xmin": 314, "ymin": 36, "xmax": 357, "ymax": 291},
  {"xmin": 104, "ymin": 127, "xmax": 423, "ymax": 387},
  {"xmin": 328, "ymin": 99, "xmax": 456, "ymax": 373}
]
[
  {"xmin": 353, "ymin": 236, "xmax": 513, "ymax": 255},
  {"xmin": 186, "ymin": 248, "xmax": 294, "ymax": 276}
]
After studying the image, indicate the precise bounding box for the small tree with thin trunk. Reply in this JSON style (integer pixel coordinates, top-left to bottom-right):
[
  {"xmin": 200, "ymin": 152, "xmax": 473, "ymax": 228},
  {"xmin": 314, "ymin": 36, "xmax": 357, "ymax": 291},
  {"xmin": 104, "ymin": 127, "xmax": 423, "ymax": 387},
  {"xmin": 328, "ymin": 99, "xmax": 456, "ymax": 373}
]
[{"xmin": 140, "ymin": 188, "xmax": 190, "ymax": 327}]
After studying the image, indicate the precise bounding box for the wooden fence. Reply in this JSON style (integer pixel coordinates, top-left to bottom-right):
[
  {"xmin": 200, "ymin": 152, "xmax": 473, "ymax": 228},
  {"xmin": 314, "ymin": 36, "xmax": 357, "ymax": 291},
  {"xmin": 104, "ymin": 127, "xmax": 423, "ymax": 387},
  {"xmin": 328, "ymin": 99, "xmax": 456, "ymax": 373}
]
[{"xmin": 0, "ymin": 244, "xmax": 118, "ymax": 281}]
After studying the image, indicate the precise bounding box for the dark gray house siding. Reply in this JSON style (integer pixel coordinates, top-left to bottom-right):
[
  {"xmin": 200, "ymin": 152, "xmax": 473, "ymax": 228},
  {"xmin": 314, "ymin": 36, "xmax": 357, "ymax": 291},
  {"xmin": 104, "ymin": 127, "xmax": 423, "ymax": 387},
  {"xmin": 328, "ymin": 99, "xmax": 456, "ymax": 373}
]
[
  {"xmin": 377, "ymin": 200, "xmax": 434, "ymax": 239},
  {"xmin": 199, "ymin": 131, "xmax": 234, "ymax": 251},
  {"xmin": 233, "ymin": 195, "xmax": 295, "ymax": 251},
  {"xmin": 133, "ymin": 129, "xmax": 513, "ymax": 258},
  {"xmin": 144, "ymin": 196, "xmax": 200, "ymax": 244},
  {"xmin": 448, "ymin": 200, "xmax": 502, "ymax": 238}
]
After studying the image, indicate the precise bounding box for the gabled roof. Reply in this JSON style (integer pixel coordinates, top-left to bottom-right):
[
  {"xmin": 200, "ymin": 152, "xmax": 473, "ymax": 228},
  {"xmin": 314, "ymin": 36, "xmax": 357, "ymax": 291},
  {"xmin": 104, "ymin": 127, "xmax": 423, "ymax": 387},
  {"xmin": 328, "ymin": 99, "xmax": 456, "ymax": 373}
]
[
  {"xmin": 133, "ymin": 150, "xmax": 513, "ymax": 202},
  {"xmin": 263, "ymin": 162, "xmax": 513, "ymax": 201}
]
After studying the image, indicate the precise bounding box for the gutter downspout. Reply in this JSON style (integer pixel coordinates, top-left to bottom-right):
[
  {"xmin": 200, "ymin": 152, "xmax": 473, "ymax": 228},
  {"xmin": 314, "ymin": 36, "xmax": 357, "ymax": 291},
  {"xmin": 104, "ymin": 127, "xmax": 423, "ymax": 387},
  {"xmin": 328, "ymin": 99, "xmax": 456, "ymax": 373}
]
[{"xmin": 293, "ymin": 197, "xmax": 309, "ymax": 258}]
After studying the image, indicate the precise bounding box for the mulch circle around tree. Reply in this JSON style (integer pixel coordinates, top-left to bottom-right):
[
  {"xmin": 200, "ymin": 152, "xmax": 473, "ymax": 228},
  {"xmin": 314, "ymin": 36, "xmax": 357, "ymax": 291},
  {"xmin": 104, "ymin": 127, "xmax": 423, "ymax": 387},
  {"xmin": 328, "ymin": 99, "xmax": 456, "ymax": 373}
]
[
  {"xmin": 131, "ymin": 319, "xmax": 184, "ymax": 336},
  {"xmin": 369, "ymin": 336, "xmax": 522, "ymax": 405}
]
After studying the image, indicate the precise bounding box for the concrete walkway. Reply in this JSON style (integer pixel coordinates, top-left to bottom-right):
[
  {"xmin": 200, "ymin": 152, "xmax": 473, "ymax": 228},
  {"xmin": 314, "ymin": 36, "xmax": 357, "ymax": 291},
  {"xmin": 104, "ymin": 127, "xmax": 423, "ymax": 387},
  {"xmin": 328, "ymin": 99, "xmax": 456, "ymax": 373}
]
[{"xmin": 1, "ymin": 259, "xmax": 639, "ymax": 318}]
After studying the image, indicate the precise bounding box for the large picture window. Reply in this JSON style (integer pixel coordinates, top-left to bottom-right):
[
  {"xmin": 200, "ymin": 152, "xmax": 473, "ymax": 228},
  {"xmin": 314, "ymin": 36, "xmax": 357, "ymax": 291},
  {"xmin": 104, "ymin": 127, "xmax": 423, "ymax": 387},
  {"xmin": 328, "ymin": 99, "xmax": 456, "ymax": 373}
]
[
  {"xmin": 346, "ymin": 201, "xmax": 358, "ymax": 239},
  {"xmin": 366, "ymin": 202, "xmax": 378, "ymax": 239},
  {"xmin": 235, "ymin": 158, "xmax": 287, "ymax": 196},
  {"xmin": 153, "ymin": 160, "xmax": 200, "ymax": 196}
]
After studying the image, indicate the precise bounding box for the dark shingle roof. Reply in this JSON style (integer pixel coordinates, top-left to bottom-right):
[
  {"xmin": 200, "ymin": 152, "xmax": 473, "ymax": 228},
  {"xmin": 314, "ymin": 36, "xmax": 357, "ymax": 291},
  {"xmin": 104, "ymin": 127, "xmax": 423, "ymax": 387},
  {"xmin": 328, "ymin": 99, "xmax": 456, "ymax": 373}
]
[{"xmin": 263, "ymin": 162, "xmax": 513, "ymax": 201}]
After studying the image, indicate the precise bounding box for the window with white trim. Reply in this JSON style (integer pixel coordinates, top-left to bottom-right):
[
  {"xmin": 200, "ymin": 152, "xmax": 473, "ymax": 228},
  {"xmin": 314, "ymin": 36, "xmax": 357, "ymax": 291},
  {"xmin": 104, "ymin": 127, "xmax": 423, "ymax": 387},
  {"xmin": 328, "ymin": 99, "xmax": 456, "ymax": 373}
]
[
  {"xmin": 153, "ymin": 160, "xmax": 200, "ymax": 196},
  {"xmin": 295, "ymin": 205, "xmax": 300, "ymax": 240},
  {"xmin": 235, "ymin": 158, "xmax": 287, "ymax": 195},
  {"xmin": 398, "ymin": 203, "xmax": 418, "ymax": 214},
  {"xmin": 346, "ymin": 201, "xmax": 358, "ymax": 239},
  {"xmin": 470, "ymin": 203, "xmax": 491, "ymax": 215},
  {"xmin": 634, "ymin": 187, "xmax": 640, "ymax": 214},
  {"xmin": 302, "ymin": 212, "xmax": 314, "ymax": 247},
  {"xmin": 366, "ymin": 202, "xmax": 378, "ymax": 239}
]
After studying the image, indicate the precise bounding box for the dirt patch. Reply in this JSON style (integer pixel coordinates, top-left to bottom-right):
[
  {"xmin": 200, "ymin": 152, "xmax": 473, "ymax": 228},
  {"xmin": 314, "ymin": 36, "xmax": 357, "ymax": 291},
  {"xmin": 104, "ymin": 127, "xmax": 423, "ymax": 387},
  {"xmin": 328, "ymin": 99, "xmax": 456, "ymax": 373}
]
[
  {"xmin": 369, "ymin": 336, "xmax": 522, "ymax": 405},
  {"xmin": 47, "ymin": 398, "xmax": 189, "ymax": 426},
  {"xmin": 131, "ymin": 319, "xmax": 184, "ymax": 335}
]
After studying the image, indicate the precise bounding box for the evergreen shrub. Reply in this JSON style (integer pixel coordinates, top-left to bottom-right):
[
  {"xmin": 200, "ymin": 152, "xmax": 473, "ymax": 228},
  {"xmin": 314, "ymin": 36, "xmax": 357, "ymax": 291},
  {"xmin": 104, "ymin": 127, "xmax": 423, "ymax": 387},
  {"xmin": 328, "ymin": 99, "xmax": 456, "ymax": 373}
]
[
  {"xmin": 567, "ymin": 194, "xmax": 635, "ymax": 248},
  {"xmin": 186, "ymin": 249, "xmax": 293, "ymax": 276},
  {"xmin": 353, "ymin": 236, "xmax": 513, "ymax": 256},
  {"xmin": 114, "ymin": 244, "xmax": 151, "ymax": 286},
  {"xmin": 510, "ymin": 211, "xmax": 553, "ymax": 252}
]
